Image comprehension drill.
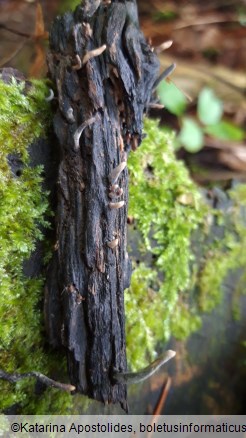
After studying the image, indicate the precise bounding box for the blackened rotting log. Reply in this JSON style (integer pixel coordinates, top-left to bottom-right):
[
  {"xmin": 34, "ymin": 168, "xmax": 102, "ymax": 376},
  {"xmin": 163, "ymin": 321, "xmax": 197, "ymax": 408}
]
[{"xmin": 45, "ymin": 0, "xmax": 159, "ymax": 409}]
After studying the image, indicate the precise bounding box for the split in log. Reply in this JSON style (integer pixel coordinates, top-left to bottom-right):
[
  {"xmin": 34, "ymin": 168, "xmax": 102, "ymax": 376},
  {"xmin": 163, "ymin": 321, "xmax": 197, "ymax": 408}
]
[{"xmin": 45, "ymin": 0, "xmax": 160, "ymax": 410}]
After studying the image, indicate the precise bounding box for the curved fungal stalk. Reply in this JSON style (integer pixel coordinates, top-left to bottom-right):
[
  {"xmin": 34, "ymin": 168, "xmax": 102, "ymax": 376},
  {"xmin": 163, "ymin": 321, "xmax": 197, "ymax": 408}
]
[
  {"xmin": 82, "ymin": 22, "xmax": 93, "ymax": 38},
  {"xmin": 74, "ymin": 116, "xmax": 96, "ymax": 150},
  {"xmin": 66, "ymin": 107, "xmax": 75, "ymax": 123},
  {"xmin": 153, "ymin": 63, "xmax": 177, "ymax": 90},
  {"xmin": 113, "ymin": 350, "xmax": 176, "ymax": 384},
  {"xmin": 108, "ymin": 161, "xmax": 127, "ymax": 184},
  {"xmin": 82, "ymin": 44, "xmax": 107, "ymax": 65},
  {"xmin": 109, "ymin": 201, "xmax": 125, "ymax": 209},
  {"xmin": 72, "ymin": 54, "xmax": 82, "ymax": 70},
  {"xmin": 45, "ymin": 88, "xmax": 54, "ymax": 102},
  {"xmin": 0, "ymin": 368, "xmax": 76, "ymax": 392}
]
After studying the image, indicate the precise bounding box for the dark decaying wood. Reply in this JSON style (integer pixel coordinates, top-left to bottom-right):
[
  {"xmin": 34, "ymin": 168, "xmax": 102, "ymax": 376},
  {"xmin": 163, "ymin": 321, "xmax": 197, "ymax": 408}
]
[{"xmin": 45, "ymin": 0, "xmax": 159, "ymax": 409}]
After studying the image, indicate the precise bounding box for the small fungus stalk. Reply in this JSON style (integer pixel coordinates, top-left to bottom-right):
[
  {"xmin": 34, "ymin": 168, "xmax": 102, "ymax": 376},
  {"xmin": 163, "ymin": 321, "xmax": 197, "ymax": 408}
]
[
  {"xmin": 0, "ymin": 369, "xmax": 75, "ymax": 393},
  {"xmin": 45, "ymin": 0, "xmax": 159, "ymax": 409}
]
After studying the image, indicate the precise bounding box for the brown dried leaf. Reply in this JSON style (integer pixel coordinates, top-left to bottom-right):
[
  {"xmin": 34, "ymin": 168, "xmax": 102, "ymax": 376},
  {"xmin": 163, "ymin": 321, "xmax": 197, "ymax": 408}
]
[
  {"xmin": 29, "ymin": 43, "xmax": 47, "ymax": 77},
  {"xmin": 34, "ymin": 2, "xmax": 48, "ymax": 39}
]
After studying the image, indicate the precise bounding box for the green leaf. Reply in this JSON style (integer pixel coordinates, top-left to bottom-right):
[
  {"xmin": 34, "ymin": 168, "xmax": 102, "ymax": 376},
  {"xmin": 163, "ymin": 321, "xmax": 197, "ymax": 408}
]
[
  {"xmin": 179, "ymin": 118, "xmax": 204, "ymax": 152},
  {"xmin": 204, "ymin": 120, "xmax": 245, "ymax": 141},
  {"xmin": 157, "ymin": 80, "xmax": 187, "ymax": 116},
  {"xmin": 198, "ymin": 87, "xmax": 223, "ymax": 125}
]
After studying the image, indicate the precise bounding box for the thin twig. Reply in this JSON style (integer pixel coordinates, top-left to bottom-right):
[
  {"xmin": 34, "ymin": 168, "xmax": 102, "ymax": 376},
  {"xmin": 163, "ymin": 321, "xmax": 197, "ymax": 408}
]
[
  {"xmin": 205, "ymin": 137, "xmax": 246, "ymax": 151},
  {"xmin": 0, "ymin": 39, "xmax": 30, "ymax": 68},
  {"xmin": 147, "ymin": 377, "xmax": 172, "ymax": 438},
  {"xmin": 175, "ymin": 18, "xmax": 240, "ymax": 30},
  {"xmin": 0, "ymin": 368, "xmax": 75, "ymax": 392},
  {"xmin": 169, "ymin": 79, "xmax": 193, "ymax": 102},
  {"xmin": 0, "ymin": 23, "xmax": 31, "ymax": 38},
  {"xmin": 153, "ymin": 377, "xmax": 172, "ymax": 416},
  {"xmin": 194, "ymin": 170, "xmax": 246, "ymax": 184}
]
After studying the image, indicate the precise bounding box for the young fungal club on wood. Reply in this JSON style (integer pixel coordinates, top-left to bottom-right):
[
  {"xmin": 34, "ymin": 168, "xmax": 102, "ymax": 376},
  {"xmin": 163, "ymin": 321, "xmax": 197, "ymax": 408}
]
[
  {"xmin": 45, "ymin": 88, "xmax": 54, "ymax": 102},
  {"xmin": 107, "ymin": 238, "xmax": 119, "ymax": 250},
  {"xmin": 109, "ymin": 200, "xmax": 125, "ymax": 209},
  {"xmin": 73, "ymin": 116, "xmax": 97, "ymax": 150}
]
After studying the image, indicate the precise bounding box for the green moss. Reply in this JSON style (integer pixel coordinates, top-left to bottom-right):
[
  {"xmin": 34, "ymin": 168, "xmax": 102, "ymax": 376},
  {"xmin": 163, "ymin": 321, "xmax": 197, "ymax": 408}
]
[
  {"xmin": 125, "ymin": 119, "xmax": 207, "ymax": 369},
  {"xmin": 0, "ymin": 78, "xmax": 74, "ymax": 413},
  {"xmin": 0, "ymin": 78, "xmax": 52, "ymax": 166},
  {"xmin": 59, "ymin": 0, "xmax": 81, "ymax": 13},
  {"xmin": 125, "ymin": 119, "xmax": 246, "ymax": 370},
  {"xmin": 198, "ymin": 184, "xmax": 246, "ymax": 313}
]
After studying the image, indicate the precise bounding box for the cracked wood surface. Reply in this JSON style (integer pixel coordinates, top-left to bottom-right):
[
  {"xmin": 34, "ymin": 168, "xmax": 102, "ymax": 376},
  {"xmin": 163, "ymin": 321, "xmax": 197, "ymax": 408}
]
[{"xmin": 45, "ymin": 0, "xmax": 159, "ymax": 409}]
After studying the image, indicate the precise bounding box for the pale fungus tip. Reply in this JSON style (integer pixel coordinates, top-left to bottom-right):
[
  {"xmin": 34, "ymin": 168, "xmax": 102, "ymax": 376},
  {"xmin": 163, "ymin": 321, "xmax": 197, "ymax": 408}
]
[
  {"xmin": 108, "ymin": 161, "xmax": 127, "ymax": 184},
  {"xmin": 82, "ymin": 45, "xmax": 107, "ymax": 65},
  {"xmin": 109, "ymin": 201, "xmax": 125, "ymax": 209},
  {"xmin": 69, "ymin": 385, "xmax": 76, "ymax": 391},
  {"xmin": 72, "ymin": 54, "xmax": 82, "ymax": 70},
  {"xmin": 155, "ymin": 40, "xmax": 173, "ymax": 54},
  {"xmin": 107, "ymin": 238, "xmax": 119, "ymax": 249},
  {"xmin": 166, "ymin": 350, "xmax": 176, "ymax": 359},
  {"xmin": 45, "ymin": 88, "xmax": 54, "ymax": 102}
]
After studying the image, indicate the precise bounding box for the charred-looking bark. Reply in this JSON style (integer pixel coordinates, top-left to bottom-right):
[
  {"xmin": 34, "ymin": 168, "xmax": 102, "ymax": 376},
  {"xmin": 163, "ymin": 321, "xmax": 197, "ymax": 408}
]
[{"xmin": 45, "ymin": 0, "xmax": 159, "ymax": 409}]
